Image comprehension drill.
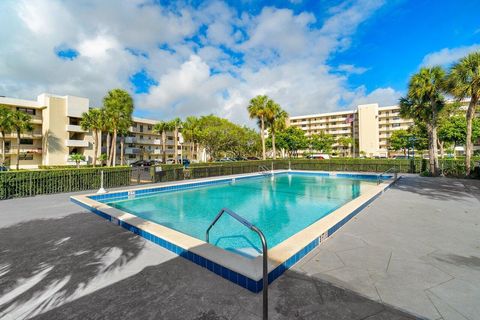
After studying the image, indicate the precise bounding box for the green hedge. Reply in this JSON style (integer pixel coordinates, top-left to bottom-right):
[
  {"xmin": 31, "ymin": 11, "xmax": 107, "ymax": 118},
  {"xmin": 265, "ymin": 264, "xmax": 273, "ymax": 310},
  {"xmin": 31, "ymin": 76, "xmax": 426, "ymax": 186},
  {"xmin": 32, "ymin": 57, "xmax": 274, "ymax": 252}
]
[
  {"xmin": 0, "ymin": 167, "xmax": 132, "ymax": 200},
  {"xmin": 160, "ymin": 158, "xmax": 477, "ymax": 180}
]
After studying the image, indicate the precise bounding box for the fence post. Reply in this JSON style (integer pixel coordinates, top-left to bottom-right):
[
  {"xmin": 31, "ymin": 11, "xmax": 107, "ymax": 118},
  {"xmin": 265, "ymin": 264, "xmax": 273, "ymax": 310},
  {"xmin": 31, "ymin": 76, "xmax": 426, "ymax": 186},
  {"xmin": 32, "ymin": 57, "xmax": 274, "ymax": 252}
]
[{"xmin": 97, "ymin": 170, "xmax": 107, "ymax": 194}]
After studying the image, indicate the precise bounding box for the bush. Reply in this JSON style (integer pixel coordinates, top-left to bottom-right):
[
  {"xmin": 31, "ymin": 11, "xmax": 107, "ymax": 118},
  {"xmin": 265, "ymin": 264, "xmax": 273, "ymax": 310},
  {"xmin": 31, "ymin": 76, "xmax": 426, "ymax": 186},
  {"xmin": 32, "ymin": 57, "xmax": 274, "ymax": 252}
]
[{"xmin": 0, "ymin": 167, "xmax": 132, "ymax": 200}]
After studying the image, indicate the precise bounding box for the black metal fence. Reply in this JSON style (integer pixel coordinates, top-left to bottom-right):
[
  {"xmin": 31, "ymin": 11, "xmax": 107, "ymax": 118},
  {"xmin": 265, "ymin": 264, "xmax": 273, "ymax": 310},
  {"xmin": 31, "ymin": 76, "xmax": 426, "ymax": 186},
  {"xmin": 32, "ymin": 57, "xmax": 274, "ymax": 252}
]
[{"xmin": 0, "ymin": 167, "xmax": 132, "ymax": 200}]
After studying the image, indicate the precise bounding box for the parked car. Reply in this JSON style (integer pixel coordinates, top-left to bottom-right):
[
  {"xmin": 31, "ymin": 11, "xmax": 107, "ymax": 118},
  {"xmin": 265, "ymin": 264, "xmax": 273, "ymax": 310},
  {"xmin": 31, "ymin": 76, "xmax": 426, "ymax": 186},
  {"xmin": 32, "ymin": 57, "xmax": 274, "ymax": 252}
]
[
  {"xmin": 306, "ymin": 154, "xmax": 330, "ymax": 160},
  {"xmin": 217, "ymin": 157, "xmax": 235, "ymax": 162},
  {"xmin": 0, "ymin": 165, "xmax": 8, "ymax": 171},
  {"xmin": 393, "ymin": 155, "xmax": 408, "ymax": 160},
  {"xmin": 246, "ymin": 156, "xmax": 260, "ymax": 161},
  {"xmin": 130, "ymin": 160, "xmax": 153, "ymax": 167},
  {"xmin": 234, "ymin": 157, "xmax": 247, "ymax": 161}
]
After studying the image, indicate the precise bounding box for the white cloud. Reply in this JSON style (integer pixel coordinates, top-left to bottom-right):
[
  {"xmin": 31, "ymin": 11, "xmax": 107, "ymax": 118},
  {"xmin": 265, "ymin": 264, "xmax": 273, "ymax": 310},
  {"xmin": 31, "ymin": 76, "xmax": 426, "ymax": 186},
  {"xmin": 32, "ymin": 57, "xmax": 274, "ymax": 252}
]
[
  {"xmin": 337, "ymin": 64, "xmax": 368, "ymax": 74},
  {"xmin": 421, "ymin": 44, "xmax": 480, "ymax": 67},
  {"xmin": 0, "ymin": 0, "xmax": 400, "ymax": 127}
]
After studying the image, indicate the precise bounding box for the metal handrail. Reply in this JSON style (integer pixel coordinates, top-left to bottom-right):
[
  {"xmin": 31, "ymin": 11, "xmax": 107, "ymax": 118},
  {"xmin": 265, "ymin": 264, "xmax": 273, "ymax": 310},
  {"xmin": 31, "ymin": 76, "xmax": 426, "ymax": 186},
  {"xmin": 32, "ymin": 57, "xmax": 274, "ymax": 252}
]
[
  {"xmin": 206, "ymin": 208, "xmax": 269, "ymax": 320},
  {"xmin": 258, "ymin": 165, "xmax": 272, "ymax": 176},
  {"xmin": 377, "ymin": 166, "xmax": 398, "ymax": 184}
]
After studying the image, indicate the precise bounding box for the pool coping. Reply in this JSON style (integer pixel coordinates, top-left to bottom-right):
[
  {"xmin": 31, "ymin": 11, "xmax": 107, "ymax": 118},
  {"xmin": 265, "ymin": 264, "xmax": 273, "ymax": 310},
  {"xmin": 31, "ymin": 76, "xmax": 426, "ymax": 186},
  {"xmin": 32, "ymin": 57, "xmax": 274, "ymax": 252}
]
[{"xmin": 71, "ymin": 170, "xmax": 398, "ymax": 293}]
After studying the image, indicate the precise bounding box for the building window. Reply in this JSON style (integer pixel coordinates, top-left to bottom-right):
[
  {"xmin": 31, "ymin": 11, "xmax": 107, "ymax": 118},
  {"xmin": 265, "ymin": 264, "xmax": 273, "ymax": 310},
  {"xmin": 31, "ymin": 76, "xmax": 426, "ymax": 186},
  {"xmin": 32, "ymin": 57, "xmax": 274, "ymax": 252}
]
[
  {"xmin": 393, "ymin": 116, "xmax": 400, "ymax": 120},
  {"xmin": 392, "ymin": 123, "xmax": 401, "ymax": 127},
  {"xmin": 140, "ymin": 125, "xmax": 144, "ymax": 133},
  {"xmin": 17, "ymin": 107, "xmax": 36, "ymax": 116},
  {"xmin": 148, "ymin": 125, "xmax": 152, "ymax": 131},
  {"xmin": 20, "ymin": 138, "xmax": 33, "ymax": 145}
]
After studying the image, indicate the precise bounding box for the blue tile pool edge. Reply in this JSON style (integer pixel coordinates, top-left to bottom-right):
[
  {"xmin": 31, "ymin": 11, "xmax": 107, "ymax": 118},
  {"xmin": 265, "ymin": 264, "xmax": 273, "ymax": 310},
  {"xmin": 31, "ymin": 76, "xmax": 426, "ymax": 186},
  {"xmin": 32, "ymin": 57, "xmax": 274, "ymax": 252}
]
[{"xmin": 71, "ymin": 174, "xmax": 399, "ymax": 294}]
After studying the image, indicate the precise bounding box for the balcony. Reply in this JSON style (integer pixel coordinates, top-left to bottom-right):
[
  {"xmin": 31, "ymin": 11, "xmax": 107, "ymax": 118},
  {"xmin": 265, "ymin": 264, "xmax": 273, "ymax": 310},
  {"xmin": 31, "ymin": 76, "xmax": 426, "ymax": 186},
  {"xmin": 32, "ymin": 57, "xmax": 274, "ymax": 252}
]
[
  {"xmin": 125, "ymin": 147, "xmax": 141, "ymax": 155},
  {"xmin": 66, "ymin": 125, "xmax": 87, "ymax": 133},
  {"xmin": 125, "ymin": 137, "xmax": 137, "ymax": 143},
  {"xmin": 153, "ymin": 149, "xmax": 162, "ymax": 155},
  {"xmin": 65, "ymin": 139, "xmax": 89, "ymax": 147}
]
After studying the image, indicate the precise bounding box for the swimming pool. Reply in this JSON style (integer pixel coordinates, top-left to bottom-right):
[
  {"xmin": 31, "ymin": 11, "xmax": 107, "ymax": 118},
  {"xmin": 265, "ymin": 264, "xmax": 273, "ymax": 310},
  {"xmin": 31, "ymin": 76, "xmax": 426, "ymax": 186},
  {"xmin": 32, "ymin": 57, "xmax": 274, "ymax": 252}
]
[
  {"xmin": 71, "ymin": 170, "xmax": 396, "ymax": 292},
  {"xmin": 102, "ymin": 173, "xmax": 374, "ymax": 258}
]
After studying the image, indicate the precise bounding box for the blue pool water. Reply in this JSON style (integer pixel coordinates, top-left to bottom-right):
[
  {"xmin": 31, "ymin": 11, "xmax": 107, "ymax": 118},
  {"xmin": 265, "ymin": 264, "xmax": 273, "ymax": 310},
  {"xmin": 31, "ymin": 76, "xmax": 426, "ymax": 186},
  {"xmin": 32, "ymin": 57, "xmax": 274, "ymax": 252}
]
[{"xmin": 103, "ymin": 173, "xmax": 377, "ymax": 257}]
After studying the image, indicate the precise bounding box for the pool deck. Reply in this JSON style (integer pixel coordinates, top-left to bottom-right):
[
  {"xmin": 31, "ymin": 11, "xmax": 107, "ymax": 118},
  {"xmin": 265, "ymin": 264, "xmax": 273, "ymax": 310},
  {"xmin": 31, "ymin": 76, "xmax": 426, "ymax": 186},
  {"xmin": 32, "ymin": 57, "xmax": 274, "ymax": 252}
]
[{"xmin": 0, "ymin": 175, "xmax": 479, "ymax": 319}]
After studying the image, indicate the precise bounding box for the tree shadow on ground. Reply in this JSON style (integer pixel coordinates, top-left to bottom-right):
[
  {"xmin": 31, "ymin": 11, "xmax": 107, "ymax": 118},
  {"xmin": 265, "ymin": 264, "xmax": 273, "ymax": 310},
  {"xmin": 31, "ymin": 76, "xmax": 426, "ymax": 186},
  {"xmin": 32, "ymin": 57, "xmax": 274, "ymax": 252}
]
[
  {"xmin": 393, "ymin": 176, "xmax": 480, "ymax": 202},
  {"xmin": 26, "ymin": 249, "xmax": 420, "ymax": 320},
  {"xmin": 0, "ymin": 212, "xmax": 145, "ymax": 319}
]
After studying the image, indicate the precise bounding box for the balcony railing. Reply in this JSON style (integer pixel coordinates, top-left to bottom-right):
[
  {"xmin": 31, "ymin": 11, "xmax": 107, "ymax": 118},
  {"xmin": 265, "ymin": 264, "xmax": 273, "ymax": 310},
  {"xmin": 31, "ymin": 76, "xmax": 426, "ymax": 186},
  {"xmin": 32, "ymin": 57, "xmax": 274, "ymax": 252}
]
[
  {"xmin": 66, "ymin": 125, "xmax": 87, "ymax": 133},
  {"xmin": 65, "ymin": 140, "xmax": 89, "ymax": 147}
]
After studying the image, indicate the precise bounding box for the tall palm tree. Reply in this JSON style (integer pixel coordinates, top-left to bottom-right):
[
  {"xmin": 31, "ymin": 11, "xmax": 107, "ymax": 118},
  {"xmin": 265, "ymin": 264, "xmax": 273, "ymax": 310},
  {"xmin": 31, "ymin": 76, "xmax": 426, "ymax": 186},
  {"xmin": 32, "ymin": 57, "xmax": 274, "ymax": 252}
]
[
  {"xmin": 247, "ymin": 95, "xmax": 269, "ymax": 160},
  {"xmin": 11, "ymin": 110, "xmax": 33, "ymax": 170},
  {"xmin": 118, "ymin": 127, "xmax": 129, "ymax": 166},
  {"xmin": 153, "ymin": 121, "xmax": 173, "ymax": 163},
  {"xmin": 0, "ymin": 106, "xmax": 13, "ymax": 166},
  {"xmin": 400, "ymin": 66, "xmax": 446, "ymax": 176},
  {"xmin": 182, "ymin": 116, "xmax": 200, "ymax": 160},
  {"xmin": 103, "ymin": 89, "xmax": 134, "ymax": 167},
  {"xmin": 265, "ymin": 101, "xmax": 288, "ymax": 159},
  {"xmin": 80, "ymin": 108, "xmax": 103, "ymax": 167},
  {"xmin": 98, "ymin": 108, "xmax": 111, "ymax": 165},
  {"xmin": 446, "ymin": 51, "xmax": 480, "ymax": 176},
  {"xmin": 170, "ymin": 117, "xmax": 182, "ymax": 163}
]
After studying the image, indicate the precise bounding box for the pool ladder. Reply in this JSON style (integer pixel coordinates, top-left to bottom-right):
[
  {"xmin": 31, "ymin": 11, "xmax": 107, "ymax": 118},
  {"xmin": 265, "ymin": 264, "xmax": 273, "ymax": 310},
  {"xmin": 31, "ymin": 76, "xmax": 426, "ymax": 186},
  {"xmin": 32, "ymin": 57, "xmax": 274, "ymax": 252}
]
[
  {"xmin": 206, "ymin": 208, "xmax": 269, "ymax": 320},
  {"xmin": 259, "ymin": 165, "xmax": 273, "ymax": 177},
  {"xmin": 377, "ymin": 167, "xmax": 398, "ymax": 185}
]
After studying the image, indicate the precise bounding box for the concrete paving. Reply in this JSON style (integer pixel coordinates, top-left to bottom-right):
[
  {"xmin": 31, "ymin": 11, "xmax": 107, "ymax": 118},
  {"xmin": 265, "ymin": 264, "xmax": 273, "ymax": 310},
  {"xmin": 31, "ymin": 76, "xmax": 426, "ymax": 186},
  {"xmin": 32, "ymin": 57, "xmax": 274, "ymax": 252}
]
[
  {"xmin": 0, "ymin": 176, "xmax": 478, "ymax": 319},
  {"xmin": 294, "ymin": 176, "xmax": 480, "ymax": 320}
]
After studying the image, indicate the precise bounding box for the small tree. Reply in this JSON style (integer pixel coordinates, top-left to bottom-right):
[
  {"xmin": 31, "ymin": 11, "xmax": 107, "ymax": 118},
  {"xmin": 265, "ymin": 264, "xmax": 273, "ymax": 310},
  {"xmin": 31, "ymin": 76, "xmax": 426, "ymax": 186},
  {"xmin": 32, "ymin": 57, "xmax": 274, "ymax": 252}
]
[
  {"xmin": 309, "ymin": 132, "xmax": 335, "ymax": 154},
  {"xmin": 388, "ymin": 130, "xmax": 410, "ymax": 156},
  {"xmin": 337, "ymin": 136, "xmax": 353, "ymax": 157},
  {"xmin": 69, "ymin": 153, "xmax": 85, "ymax": 168}
]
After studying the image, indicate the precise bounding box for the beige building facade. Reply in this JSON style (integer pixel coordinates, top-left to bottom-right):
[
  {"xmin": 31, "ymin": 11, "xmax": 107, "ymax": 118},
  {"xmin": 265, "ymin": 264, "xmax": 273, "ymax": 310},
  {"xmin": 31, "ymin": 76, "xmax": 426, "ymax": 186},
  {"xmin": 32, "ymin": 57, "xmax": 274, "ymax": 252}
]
[
  {"xmin": 0, "ymin": 93, "xmax": 199, "ymax": 169},
  {"xmin": 0, "ymin": 94, "xmax": 98, "ymax": 168},
  {"xmin": 288, "ymin": 103, "xmax": 414, "ymax": 157}
]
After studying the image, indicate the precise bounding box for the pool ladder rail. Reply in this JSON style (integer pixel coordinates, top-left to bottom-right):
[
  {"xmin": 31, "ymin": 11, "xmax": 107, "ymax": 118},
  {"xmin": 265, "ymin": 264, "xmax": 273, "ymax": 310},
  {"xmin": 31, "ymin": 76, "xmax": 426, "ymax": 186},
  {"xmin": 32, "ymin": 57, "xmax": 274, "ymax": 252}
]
[
  {"xmin": 258, "ymin": 165, "xmax": 274, "ymax": 177},
  {"xmin": 206, "ymin": 208, "xmax": 269, "ymax": 320},
  {"xmin": 377, "ymin": 167, "xmax": 398, "ymax": 185}
]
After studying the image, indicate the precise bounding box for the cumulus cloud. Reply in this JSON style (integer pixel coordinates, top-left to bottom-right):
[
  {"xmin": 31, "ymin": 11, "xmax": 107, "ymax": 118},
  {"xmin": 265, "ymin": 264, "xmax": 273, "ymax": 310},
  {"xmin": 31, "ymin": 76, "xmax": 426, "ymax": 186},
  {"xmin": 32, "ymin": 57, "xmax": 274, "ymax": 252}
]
[
  {"xmin": 0, "ymin": 0, "xmax": 401, "ymax": 126},
  {"xmin": 421, "ymin": 44, "xmax": 480, "ymax": 67}
]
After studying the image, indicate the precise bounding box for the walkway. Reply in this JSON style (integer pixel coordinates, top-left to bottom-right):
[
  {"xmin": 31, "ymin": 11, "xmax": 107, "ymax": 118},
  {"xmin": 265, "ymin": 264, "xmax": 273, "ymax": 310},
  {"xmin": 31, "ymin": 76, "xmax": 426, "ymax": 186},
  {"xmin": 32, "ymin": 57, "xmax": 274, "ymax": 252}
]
[{"xmin": 0, "ymin": 176, "xmax": 478, "ymax": 319}]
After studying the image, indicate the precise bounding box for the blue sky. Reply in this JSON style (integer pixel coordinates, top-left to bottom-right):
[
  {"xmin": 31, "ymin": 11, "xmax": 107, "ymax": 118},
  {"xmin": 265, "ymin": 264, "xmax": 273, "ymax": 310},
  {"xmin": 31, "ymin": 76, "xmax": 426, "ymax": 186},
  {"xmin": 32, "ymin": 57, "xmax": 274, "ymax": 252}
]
[{"xmin": 1, "ymin": 0, "xmax": 479, "ymax": 124}]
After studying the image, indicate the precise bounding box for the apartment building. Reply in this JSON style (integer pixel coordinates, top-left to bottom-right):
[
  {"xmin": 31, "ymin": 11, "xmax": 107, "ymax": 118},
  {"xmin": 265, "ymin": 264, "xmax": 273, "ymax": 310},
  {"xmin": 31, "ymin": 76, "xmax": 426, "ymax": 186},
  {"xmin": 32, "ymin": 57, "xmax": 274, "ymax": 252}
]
[
  {"xmin": 121, "ymin": 117, "xmax": 200, "ymax": 164},
  {"xmin": 288, "ymin": 103, "xmax": 414, "ymax": 157},
  {"xmin": 0, "ymin": 93, "xmax": 199, "ymax": 169},
  {"xmin": 0, "ymin": 94, "xmax": 97, "ymax": 168}
]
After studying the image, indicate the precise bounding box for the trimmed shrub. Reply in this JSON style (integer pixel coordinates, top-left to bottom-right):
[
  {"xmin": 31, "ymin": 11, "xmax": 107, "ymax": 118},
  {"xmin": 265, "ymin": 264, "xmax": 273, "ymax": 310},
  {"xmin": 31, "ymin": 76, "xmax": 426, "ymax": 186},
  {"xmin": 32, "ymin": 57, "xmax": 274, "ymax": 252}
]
[{"xmin": 0, "ymin": 167, "xmax": 131, "ymax": 200}]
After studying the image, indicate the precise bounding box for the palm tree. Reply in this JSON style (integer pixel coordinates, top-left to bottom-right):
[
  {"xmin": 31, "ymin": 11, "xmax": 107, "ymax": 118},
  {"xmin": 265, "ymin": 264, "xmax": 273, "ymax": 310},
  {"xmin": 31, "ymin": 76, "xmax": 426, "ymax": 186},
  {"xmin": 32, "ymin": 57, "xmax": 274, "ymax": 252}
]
[
  {"xmin": 153, "ymin": 121, "xmax": 171, "ymax": 163},
  {"xmin": 11, "ymin": 110, "xmax": 33, "ymax": 170},
  {"xmin": 103, "ymin": 89, "xmax": 134, "ymax": 167},
  {"xmin": 170, "ymin": 118, "xmax": 182, "ymax": 163},
  {"xmin": 69, "ymin": 153, "xmax": 86, "ymax": 168},
  {"xmin": 118, "ymin": 127, "xmax": 130, "ymax": 166},
  {"xmin": 400, "ymin": 66, "xmax": 446, "ymax": 176},
  {"xmin": 446, "ymin": 51, "xmax": 480, "ymax": 176},
  {"xmin": 265, "ymin": 101, "xmax": 288, "ymax": 159},
  {"xmin": 98, "ymin": 108, "xmax": 111, "ymax": 166},
  {"xmin": 80, "ymin": 108, "xmax": 103, "ymax": 167},
  {"xmin": 247, "ymin": 95, "xmax": 269, "ymax": 160},
  {"xmin": 182, "ymin": 116, "xmax": 200, "ymax": 161},
  {"xmin": 0, "ymin": 106, "xmax": 13, "ymax": 166}
]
